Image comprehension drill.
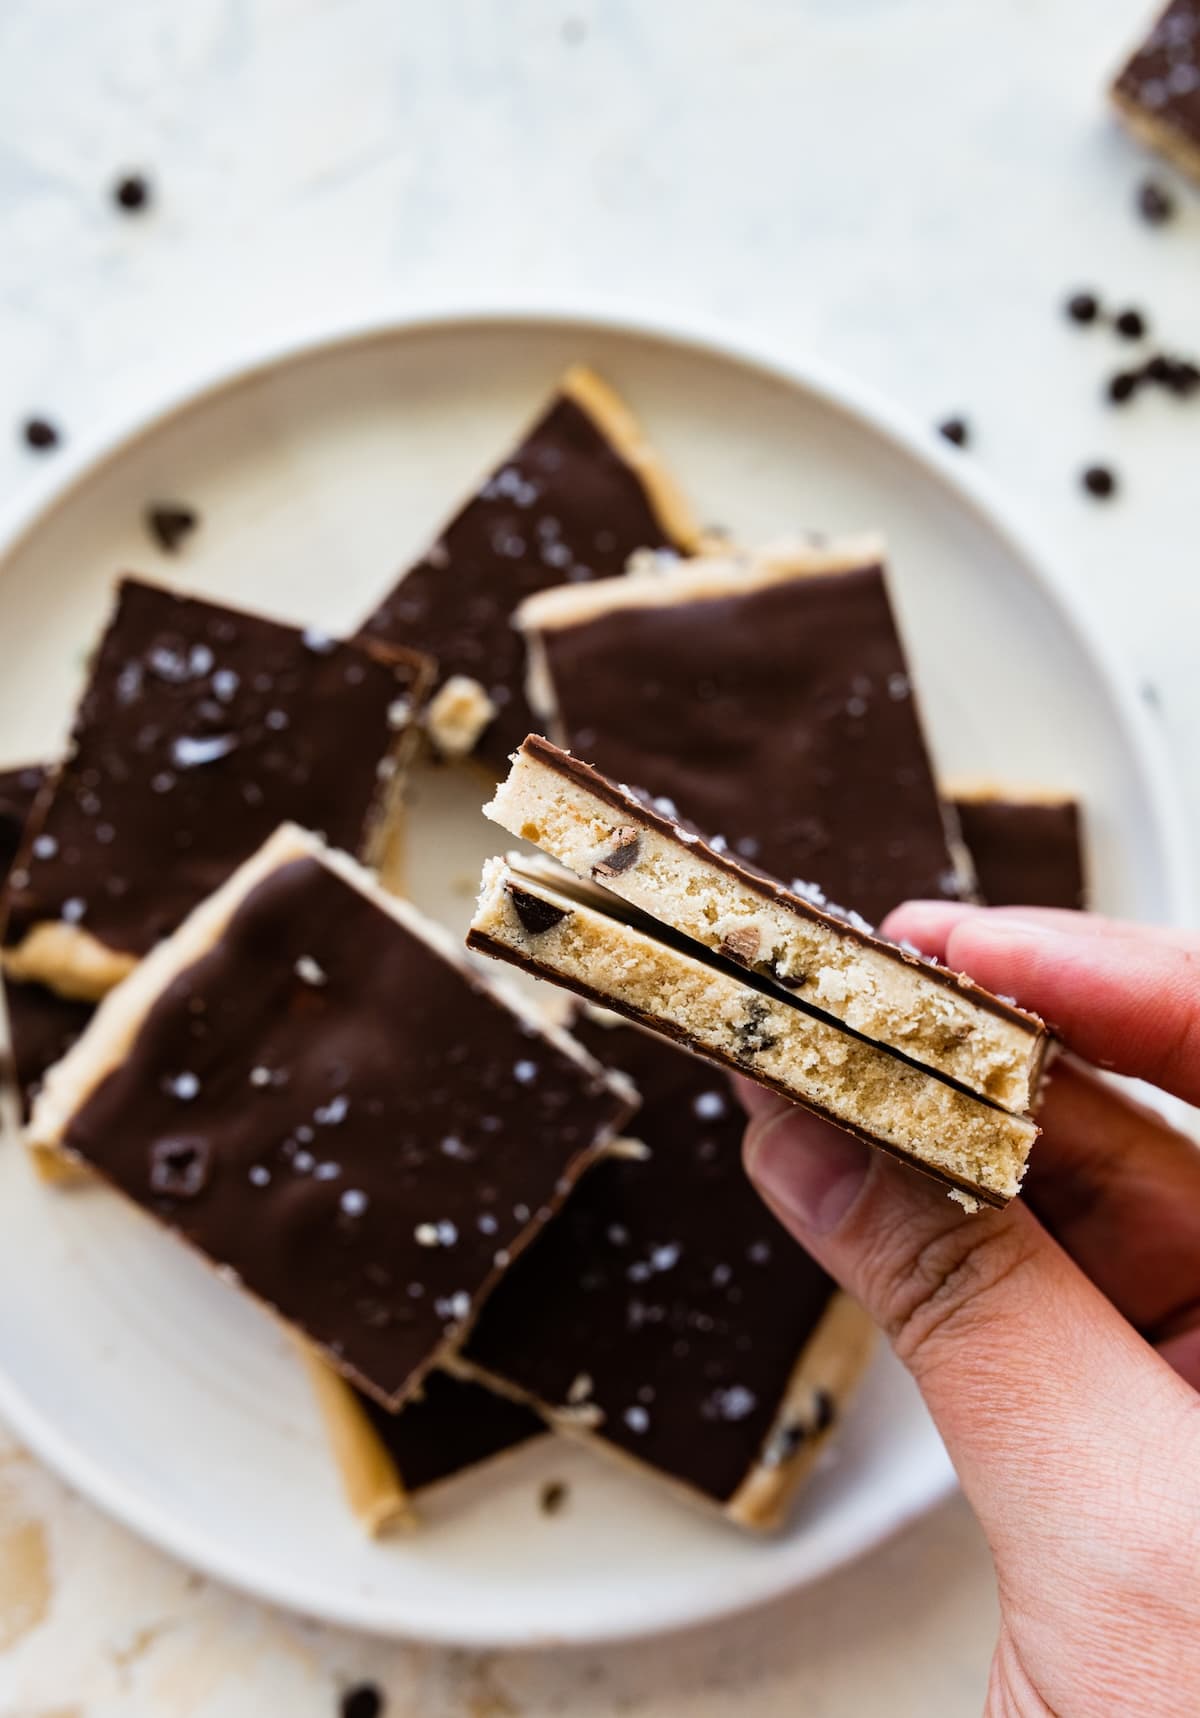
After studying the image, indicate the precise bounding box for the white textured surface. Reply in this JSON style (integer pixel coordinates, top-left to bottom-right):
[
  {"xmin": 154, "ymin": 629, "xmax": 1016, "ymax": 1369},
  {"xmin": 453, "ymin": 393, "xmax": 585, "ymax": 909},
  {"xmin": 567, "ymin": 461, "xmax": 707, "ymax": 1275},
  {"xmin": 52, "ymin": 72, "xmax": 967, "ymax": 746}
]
[{"xmin": 0, "ymin": 0, "xmax": 1196, "ymax": 1712}]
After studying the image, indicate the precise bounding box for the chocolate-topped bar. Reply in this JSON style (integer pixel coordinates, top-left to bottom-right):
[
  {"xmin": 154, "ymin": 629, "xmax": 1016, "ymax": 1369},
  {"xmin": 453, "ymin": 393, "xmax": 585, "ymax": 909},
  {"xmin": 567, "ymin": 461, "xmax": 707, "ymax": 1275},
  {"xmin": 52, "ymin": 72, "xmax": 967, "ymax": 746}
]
[
  {"xmin": 0, "ymin": 765, "xmax": 94, "ymax": 1118},
  {"xmin": 953, "ymin": 792, "xmax": 1088, "ymax": 912},
  {"xmin": 1, "ymin": 579, "xmax": 432, "ymax": 1002},
  {"xmin": 469, "ymin": 857, "xmax": 1039, "ymax": 1209},
  {"xmin": 487, "ymin": 737, "xmax": 1047, "ymax": 1112},
  {"xmin": 1113, "ymin": 2, "xmax": 1200, "ymax": 183},
  {"xmin": 356, "ymin": 367, "xmax": 699, "ymax": 771},
  {"xmin": 29, "ymin": 826, "xmax": 635, "ymax": 1407},
  {"xmin": 516, "ymin": 541, "xmax": 971, "ymax": 925},
  {"xmin": 462, "ymin": 1011, "xmax": 872, "ymax": 1526},
  {"xmin": 301, "ymin": 1351, "xmax": 543, "ymax": 1532}
]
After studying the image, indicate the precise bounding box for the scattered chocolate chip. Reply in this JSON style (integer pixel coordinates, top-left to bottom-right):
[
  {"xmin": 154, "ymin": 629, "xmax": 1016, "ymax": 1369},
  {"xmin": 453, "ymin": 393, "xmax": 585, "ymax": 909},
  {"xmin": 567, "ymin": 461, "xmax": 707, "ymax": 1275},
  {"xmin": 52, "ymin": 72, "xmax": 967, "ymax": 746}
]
[
  {"xmin": 1145, "ymin": 354, "xmax": 1174, "ymax": 384},
  {"xmin": 811, "ymin": 1387, "xmax": 836, "ymax": 1435},
  {"xmin": 1081, "ymin": 464, "xmax": 1118, "ymax": 500},
  {"xmin": 1065, "ymin": 291, "xmax": 1100, "ymax": 326},
  {"xmin": 735, "ymin": 998, "xmax": 778, "ymax": 1056},
  {"xmin": 146, "ymin": 504, "xmax": 199, "ymax": 554},
  {"xmin": 22, "ymin": 417, "xmax": 60, "ymax": 451},
  {"xmin": 1137, "ymin": 179, "xmax": 1175, "ymax": 226},
  {"xmin": 1114, "ymin": 308, "xmax": 1147, "ymax": 341},
  {"xmin": 113, "ymin": 173, "xmax": 151, "ymax": 213},
  {"xmin": 718, "ymin": 925, "xmax": 761, "ymax": 966},
  {"xmin": 593, "ymin": 829, "xmax": 641, "ymax": 877},
  {"xmin": 340, "ymin": 1686, "xmax": 383, "ymax": 1718},
  {"xmin": 508, "ymin": 886, "xmax": 568, "ymax": 936},
  {"xmin": 1164, "ymin": 358, "xmax": 1200, "ymax": 398},
  {"xmin": 539, "ymin": 1479, "xmax": 569, "ymax": 1515},
  {"xmin": 937, "ymin": 416, "xmax": 969, "ymax": 448},
  {"xmin": 1107, "ymin": 370, "xmax": 1141, "ymax": 405},
  {"xmin": 149, "ymin": 1136, "xmax": 211, "ymax": 1199}
]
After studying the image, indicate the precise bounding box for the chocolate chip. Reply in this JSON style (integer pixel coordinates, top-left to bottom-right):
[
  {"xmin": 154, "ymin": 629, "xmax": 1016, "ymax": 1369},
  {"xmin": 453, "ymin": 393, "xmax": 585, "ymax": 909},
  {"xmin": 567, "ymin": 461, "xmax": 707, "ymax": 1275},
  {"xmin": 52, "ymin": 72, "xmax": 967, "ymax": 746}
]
[
  {"xmin": 1114, "ymin": 308, "xmax": 1147, "ymax": 341},
  {"xmin": 113, "ymin": 173, "xmax": 151, "ymax": 213},
  {"xmin": 146, "ymin": 504, "xmax": 199, "ymax": 554},
  {"xmin": 539, "ymin": 1479, "xmax": 569, "ymax": 1515},
  {"xmin": 1168, "ymin": 360, "xmax": 1200, "ymax": 399},
  {"xmin": 1137, "ymin": 179, "xmax": 1175, "ymax": 226},
  {"xmin": 593, "ymin": 829, "xmax": 641, "ymax": 877},
  {"xmin": 149, "ymin": 1136, "xmax": 211, "ymax": 1198},
  {"xmin": 1081, "ymin": 464, "xmax": 1118, "ymax": 500},
  {"xmin": 937, "ymin": 416, "xmax": 969, "ymax": 448},
  {"xmin": 1145, "ymin": 354, "xmax": 1174, "ymax": 384},
  {"xmin": 718, "ymin": 925, "xmax": 761, "ymax": 966},
  {"xmin": 812, "ymin": 1386, "xmax": 836, "ymax": 1435},
  {"xmin": 22, "ymin": 418, "xmax": 60, "ymax": 451},
  {"xmin": 1065, "ymin": 291, "xmax": 1100, "ymax": 326},
  {"xmin": 340, "ymin": 1686, "xmax": 384, "ymax": 1718},
  {"xmin": 735, "ymin": 998, "xmax": 777, "ymax": 1056},
  {"xmin": 1107, "ymin": 370, "xmax": 1141, "ymax": 405},
  {"xmin": 508, "ymin": 885, "xmax": 568, "ymax": 936}
]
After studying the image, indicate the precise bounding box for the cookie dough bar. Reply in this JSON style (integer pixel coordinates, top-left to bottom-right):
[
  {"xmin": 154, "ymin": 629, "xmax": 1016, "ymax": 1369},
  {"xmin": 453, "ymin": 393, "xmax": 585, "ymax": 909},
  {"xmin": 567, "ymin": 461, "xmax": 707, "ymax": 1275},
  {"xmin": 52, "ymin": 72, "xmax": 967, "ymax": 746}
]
[
  {"xmin": 29, "ymin": 825, "xmax": 636, "ymax": 1408},
  {"xmin": 486, "ymin": 737, "xmax": 1047, "ymax": 1112},
  {"xmin": 515, "ymin": 540, "xmax": 973, "ymax": 924},
  {"xmin": 0, "ymin": 765, "xmax": 95, "ymax": 1120},
  {"xmin": 300, "ymin": 1348, "xmax": 543, "ymax": 1533},
  {"xmin": 1113, "ymin": 2, "xmax": 1200, "ymax": 183},
  {"xmin": 951, "ymin": 788, "xmax": 1087, "ymax": 912},
  {"xmin": 460, "ymin": 1011, "xmax": 872, "ymax": 1528},
  {"xmin": 356, "ymin": 366, "xmax": 700, "ymax": 771},
  {"xmin": 469, "ymin": 857, "xmax": 1039, "ymax": 1207},
  {"xmin": 2, "ymin": 578, "xmax": 433, "ymax": 1002}
]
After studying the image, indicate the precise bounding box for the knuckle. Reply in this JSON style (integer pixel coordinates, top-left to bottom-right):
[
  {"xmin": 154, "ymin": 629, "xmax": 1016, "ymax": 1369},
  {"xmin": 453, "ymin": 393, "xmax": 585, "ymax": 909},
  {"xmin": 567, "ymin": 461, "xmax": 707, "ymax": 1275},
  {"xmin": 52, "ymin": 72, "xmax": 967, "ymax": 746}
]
[{"xmin": 863, "ymin": 1209, "xmax": 1036, "ymax": 1373}]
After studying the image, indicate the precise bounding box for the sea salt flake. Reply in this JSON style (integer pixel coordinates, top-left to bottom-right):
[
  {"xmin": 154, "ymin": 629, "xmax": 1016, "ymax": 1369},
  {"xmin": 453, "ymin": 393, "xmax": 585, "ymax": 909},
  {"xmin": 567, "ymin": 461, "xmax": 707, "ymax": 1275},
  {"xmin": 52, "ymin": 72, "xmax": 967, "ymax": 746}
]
[{"xmin": 340, "ymin": 1188, "xmax": 368, "ymax": 1217}]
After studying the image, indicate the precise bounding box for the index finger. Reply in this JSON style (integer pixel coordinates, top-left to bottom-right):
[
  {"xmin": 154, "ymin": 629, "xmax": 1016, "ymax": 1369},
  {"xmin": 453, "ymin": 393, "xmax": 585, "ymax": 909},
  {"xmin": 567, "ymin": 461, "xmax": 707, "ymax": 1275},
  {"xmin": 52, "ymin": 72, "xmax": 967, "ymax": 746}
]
[{"xmin": 887, "ymin": 907, "xmax": 1200, "ymax": 1107}]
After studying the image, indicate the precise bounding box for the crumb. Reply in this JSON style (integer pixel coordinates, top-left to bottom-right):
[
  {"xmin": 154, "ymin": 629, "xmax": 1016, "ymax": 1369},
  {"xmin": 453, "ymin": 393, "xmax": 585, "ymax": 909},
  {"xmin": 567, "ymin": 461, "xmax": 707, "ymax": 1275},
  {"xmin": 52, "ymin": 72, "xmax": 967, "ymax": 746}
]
[
  {"xmin": 113, "ymin": 173, "xmax": 151, "ymax": 213},
  {"xmin": 539, "ymin": 1479, "xmax": 569, "ymax": 1515},
  {"xmin": 937, "ymin": 416, "xmax": 969, "ymax": 448},
  {"xmin": 146, "ymin": 504, "xmax": 198, "ymax": 554},
  {"xmin": 1137, "ymin": 179, "xmax": 1175, "ymax": 225},
  {"xmin": 22, "ymin": 417, "xmax": 60, "ymax": 451}
]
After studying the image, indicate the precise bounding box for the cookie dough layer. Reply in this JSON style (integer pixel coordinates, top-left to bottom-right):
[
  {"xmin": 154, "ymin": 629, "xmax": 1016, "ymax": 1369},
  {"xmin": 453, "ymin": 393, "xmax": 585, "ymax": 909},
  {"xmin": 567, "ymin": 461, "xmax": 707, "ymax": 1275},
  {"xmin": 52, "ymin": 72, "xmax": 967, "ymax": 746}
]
[
  {"xmin": 460, "ymin": 1011, "xmax": 873, "ymax": 1528},
  {"xmin": 300, "ymin": 1347, "xmax": 543, "ymax": 1533},
  {"xmin": 516, "ymin": 539, "xmax": 973, "ymax": 924},
  {"xmin": 2, "ymin": 578, "xmax": 432, "ymax": 1002},
  {"xmin": 357, "ymin": 365, "xmax": 700, "ymax": 771},
  {"xmin": 30, "ymin": 825, "xmax": 636, "ymax": 1408},
  {"xmin": 469, "ymin": 859, "xmax": 1039, "ymax": 1207},
  {"xmin": 951, "ymin": 788, "xmax": 1087, "ymax": 912},
  {"xmin": 1113, "ymin": 2, "xmax": 1200, "ymax": 184},
  {"xmin": 486, "ymin": 737, "xmax": 1047, "ymax": 1112}
]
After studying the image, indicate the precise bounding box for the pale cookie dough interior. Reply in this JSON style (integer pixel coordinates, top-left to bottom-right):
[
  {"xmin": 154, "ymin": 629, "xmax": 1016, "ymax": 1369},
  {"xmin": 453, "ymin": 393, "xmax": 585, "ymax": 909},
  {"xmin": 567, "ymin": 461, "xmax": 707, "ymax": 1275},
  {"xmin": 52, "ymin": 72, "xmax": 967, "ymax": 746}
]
[
  {"xmin": 469, "ymin": 857, "xmax": 1039, "ymax": 1207},
  {"xmin": 485, "ymin": 742, "xmax": 1046, "ymax": 1112}
]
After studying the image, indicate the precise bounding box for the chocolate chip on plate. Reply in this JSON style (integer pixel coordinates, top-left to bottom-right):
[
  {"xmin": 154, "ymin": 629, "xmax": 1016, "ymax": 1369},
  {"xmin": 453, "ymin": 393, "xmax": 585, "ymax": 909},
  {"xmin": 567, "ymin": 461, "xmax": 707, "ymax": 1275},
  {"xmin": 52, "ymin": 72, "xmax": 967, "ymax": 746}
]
[
  {"xmin": 113, "ymin": 173, "xmax": 151, "ymax": 213},
  {"xmin": 1114, "ymin": 308, "xmax": 1148, "ymax": 341},
  {"xmin": 1081, "ymin": 464, "xmax": 1118, "ymax": 500},
  {"xmin": 22, "ymin": 417, "xmax": 60, "ymax": 451},
  {"xmin": 1107, "ymin": 370, "xmax": 1141, "ymax": 405},
  {"xmin": 1137, "ymin": 179, "xmax": 1176, "ymax": 226},
  {"xmin": 1066, "ymin": 291, "xmax": 1101, "ymax": 326},
  {"xmin": 146, "ymin": 504, "xmax": 199, "ymax": 554},
  {"xmin": 937, "ymin": 416, "xmax": 970, "ymax": 447}
]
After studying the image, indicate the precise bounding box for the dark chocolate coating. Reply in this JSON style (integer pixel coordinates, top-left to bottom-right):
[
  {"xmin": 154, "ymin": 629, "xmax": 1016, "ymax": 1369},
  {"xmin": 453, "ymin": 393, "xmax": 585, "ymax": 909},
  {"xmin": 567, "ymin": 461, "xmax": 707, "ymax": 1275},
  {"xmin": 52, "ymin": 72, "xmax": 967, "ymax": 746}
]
[
  {"xmin": 954, "ymin": 798, "xmax": 1087, "ymax": 912},
  {"xmin": 1115, "ymin": 2, "xmax": 1200, "ymax": 153},
  {"xmin": 538, "ymin": 564, "xmax": 961, "ymax": 924},
  {"xmin": 465, "ymin": 1015, "xmax": 839, "ymax": 1505},
  {"xmin": 356, "ymin": 391, "xmax": 685, "ymax": 771},
  {"xmin": 0, "ymin": 765, "xmax": 95, "ymax": 1115},
  {"xmin": 61, "ymin": 856, "xmax": 632, "ymax": 1407},
  {"xmin": 2, "ymin": 580, "xmax": 429, "ymax": 962},
  {"xmin": 357, "ymin": 1370, "xmax": 542, "ymax": 1492}
]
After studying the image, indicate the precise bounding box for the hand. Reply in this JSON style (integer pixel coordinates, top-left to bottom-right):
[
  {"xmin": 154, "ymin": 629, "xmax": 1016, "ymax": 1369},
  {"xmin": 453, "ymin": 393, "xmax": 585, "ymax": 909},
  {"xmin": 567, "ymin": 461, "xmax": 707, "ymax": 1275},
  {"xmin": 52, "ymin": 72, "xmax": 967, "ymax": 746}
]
[{"xmin": 741, "ymin": 904, "xmax": 1200, "ymax": 1718}]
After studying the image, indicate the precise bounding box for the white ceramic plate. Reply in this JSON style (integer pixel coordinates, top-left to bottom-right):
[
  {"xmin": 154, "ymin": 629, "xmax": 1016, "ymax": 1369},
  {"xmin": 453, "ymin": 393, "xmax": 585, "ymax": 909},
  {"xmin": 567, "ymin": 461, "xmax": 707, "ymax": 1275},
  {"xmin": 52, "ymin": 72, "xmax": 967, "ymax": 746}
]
[{"xmin": 0, "ymin": 308, "xmax": 1189, "ymax": 1648}]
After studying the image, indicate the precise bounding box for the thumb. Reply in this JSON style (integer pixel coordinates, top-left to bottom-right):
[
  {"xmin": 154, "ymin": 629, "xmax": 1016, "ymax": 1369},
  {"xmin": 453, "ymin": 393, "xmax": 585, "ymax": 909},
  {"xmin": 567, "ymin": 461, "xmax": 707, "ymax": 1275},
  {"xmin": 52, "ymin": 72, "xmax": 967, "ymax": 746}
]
[{"xmin": 741, "ymin": 1089, "xmax": 1195, "ymax": 1574}]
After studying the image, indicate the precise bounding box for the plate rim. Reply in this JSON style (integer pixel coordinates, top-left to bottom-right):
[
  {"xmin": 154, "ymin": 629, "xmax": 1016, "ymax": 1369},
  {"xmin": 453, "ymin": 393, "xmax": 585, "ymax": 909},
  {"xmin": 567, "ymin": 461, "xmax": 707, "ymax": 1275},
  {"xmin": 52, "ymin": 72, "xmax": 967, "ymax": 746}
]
[{"xmin": 0, "ymin": 298, "xmax": 1189, "ymax": 1647}]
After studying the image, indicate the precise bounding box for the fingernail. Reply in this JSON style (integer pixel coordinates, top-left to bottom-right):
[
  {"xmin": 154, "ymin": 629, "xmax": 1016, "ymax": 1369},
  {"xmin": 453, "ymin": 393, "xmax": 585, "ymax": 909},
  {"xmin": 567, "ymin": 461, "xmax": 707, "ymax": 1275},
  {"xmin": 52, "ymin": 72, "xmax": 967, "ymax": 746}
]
[{"xmin": 746, "ymin": 1114, "xmax": 872, "ymax": 1235}]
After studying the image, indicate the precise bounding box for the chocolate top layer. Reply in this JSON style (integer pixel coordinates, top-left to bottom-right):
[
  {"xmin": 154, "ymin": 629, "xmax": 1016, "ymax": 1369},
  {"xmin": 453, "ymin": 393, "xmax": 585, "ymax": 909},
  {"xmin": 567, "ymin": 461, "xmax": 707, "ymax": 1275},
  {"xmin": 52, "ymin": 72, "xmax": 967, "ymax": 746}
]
[
  {"xmin": 356, "ymin": 392, "xmax": 684, "ymax": 772},
  {"xmin": 3, "ymin": 580, "xmax": 429, "ymax": 961},
  {"xmin": 1115, "ymin": 2, "xmax": 1200, "ymax": 145},
  {"xmin": 61, "ymin": 856, "xmax": 631, "ymax": 1407},
  {"xmin": 536, "ymin": 564, "xmax": 961, "ymax": 924},
  {"xmin": 465, "ymin": 1014, "xmax": 839, "ymax": 1504},
  {"xmin": 357, "ymin": 1370, "xmax": 542, "ymax": 1492},
  {"xmin": 0, "ymin": 765, "xmax": 45, "ymax": 884},
  {"xmin": 954, "ymin": 798, "xmax": 1087, "ymax": 912}
]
